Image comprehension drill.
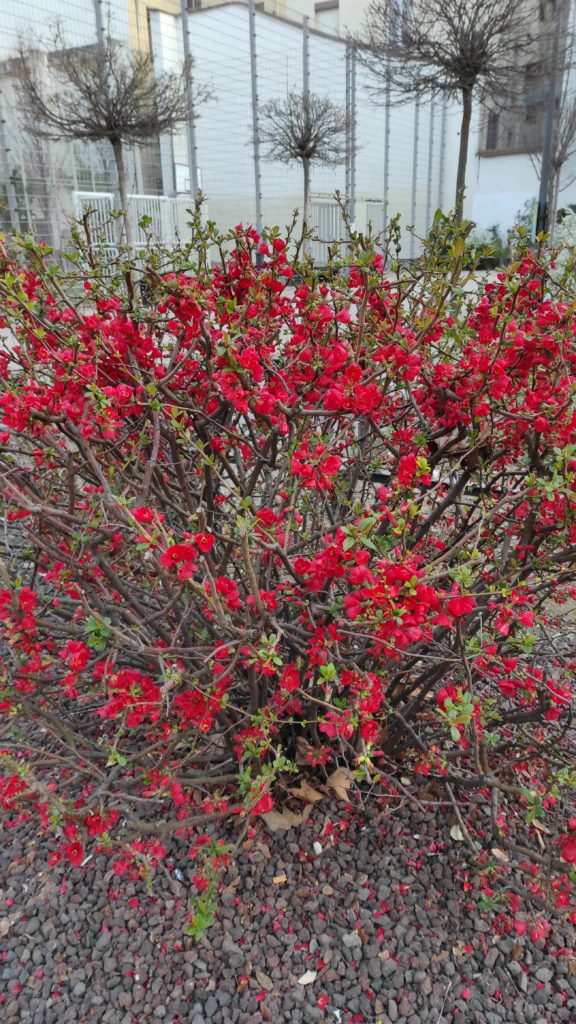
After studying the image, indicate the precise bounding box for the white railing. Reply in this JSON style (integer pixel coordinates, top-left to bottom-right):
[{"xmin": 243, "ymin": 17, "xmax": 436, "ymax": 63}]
[
  {"xmin": 74, "ymin": 192, "xmax": 349, "ymax": 267},
  {"xmin": 309, "ymin": 201, "xmax": 347, "ymax": 266},
  {"xmin": 73, "ymin": 192, "xmax": 195, "ymax": 248}
]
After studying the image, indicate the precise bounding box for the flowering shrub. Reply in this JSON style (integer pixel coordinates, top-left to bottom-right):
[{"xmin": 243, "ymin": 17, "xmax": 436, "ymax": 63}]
[{"xmin": 0, "ymin": 216, "xmax": 575, "ymax": 930}]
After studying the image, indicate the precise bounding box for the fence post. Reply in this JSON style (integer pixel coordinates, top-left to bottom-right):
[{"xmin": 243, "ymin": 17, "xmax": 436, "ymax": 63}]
[
  {"xmin": 425, "ymin": 99, "xmax": 435, "ymax": 232},
  {"xmin": 438, "ymin": 96, "xmax": 447, "ymax": 210},
  {"xmin": 409, "ymin": 99, "xmax": 420, "ymax": 259},
  {"xmin": 248, "ymin": 0, "xmax": 263, "ymax": 238},
  {"xmin": 181, "ymin": 0, "xmax": 200, "ymax": 205},
  {"xmin": 345, "ymin": 45, "xmax": 351, "ymax": 212},
  {"xmin": 0, "ymin": 97, "xmax": 20, "ymax": 233},
  {"xmin": 382, "ymin": 68, "xmax": 391, "ymax": 234},
  {"xmin": 303, "ymin": 16, "xmax": 310, "ymax": 98},
  {"xmin": 345, "ymin": 41, "xmax": 356, "ymax": 226},
  {"xmin": 93, "ymin": 0, "xmax": 105, "ymax": 46},
  {"xmin": 350, "ymin": 44, "xmax": 356, "ymax": 228}
]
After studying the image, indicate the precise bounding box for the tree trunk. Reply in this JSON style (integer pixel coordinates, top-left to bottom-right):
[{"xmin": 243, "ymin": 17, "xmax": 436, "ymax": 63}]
[
  {"xmin": 302, "ymin": 156, "xmax": 311, "ymax": 252},
  {"xmin": 455, "ymin": 89, "xmax": 473, "ymax": 223},
  {"xmin": 111, "ymin": 137, "xmax": 133, "ymax": 248},
  {"xmin": 547, "ymin": 164, "xmax": 560, "ymax": 241}
]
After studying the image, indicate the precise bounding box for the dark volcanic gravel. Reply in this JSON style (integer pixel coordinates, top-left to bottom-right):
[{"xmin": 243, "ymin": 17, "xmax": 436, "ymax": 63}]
[{"xmin": 1, "ymin": 800, "xmax": 575, "ymax": 1023}]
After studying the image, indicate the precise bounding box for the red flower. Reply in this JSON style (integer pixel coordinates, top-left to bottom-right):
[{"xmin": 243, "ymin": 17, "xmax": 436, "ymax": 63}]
[
  {"xmin": 397, "ymin": 452, "xmax": 417, "ymax": 486},
  {"xmin": 279, "ymin": 664, "xmax": 300, "ymax": 692},
  {"xmin": 447, "ymin": 595, "xmax": 476, "ymax": 618},
  {"xmin": 252, "ymin": 790, "xmax": 274, "ymax": 815},
  {"xmin": 195, "ymin": 533, "xmax": 215, "ymax": 553},
  {"xmin": 160, "ymin": 543, "xmax": 197, "ymax": 568},
  {"xmin": 560, "ymin": 835, "xmax": 576, "ymax": 864},
  {"xmin": 64, "ymin": 841, "xmax": 84, "ymax": 867}
]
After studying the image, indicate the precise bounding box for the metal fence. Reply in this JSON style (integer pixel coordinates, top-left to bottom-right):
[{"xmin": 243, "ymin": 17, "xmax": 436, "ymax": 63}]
[{"xmin": 0, "ymin": 0, "xmax": 455, "ymax": 259}]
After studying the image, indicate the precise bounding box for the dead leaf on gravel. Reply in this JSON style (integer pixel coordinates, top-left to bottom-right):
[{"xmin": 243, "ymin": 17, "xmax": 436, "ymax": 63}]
[
  {"xmin": 532, "ymin": 820, "xmax": 551, "ymax": 835},
  {"xmin": 273, "ymin": 874, "xmax": 287, "ymax": 884},
  {"xmin": 0, "ymin": 918, "xmax": 10, "ymax": 938},
  {"xmin": 491, "ymin": 847, "xmax": 509, "ymax": 862},
  {"xmin": 452, "ymin": 940, "xmax": 467, "ymax": 958},
  {"xmin": 302, "ymin": 803, "xmax": 314, "ymax": 823},
  {"xmin": 450, "ymin": 824, "xmax": 465, "ymax": 842},
  {"xmin": 321, "ymin": 884, "xmax": 334, "ymax": 896},
  {"xmin": 287, "ymin": 781, "xmax": 324, "ymax": 803},
  {"xmin": 222, "ymin": 876, "xmax": 241, "ymax": 895},
  {"xmin": 262, "ymin": 809, "xmax": 302, "ymax": 832},
  {"xmin": 433, "ymin": 950, "xmax": 449, "ymax": 962},
  {"xmin": 324, "ymin": 767, "xmax": 352, "ymax": 801},
  {"xmin": 255, "ymin": 970, "xmax": 274, "ymax": 991},
  {"xmin": 261, "ymin": 1005, "xmax": 272, "ymax": 1021},
  {"xmin": 568, "ymin": 958, "xmax": 576, "ymax": 977},
  {"xmin": 297, "ymin": 970, "xmax": 317, "ymax": 985},
  {"xmin": 378, "ymin": 950, "xmax": 391, "ymax": 961}
]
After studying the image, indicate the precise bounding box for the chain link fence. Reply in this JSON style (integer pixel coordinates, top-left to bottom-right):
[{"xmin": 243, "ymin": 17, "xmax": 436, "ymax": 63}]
[{"xmin": 0, "ymin": 0, "xmax": 455, "ymax": 259}]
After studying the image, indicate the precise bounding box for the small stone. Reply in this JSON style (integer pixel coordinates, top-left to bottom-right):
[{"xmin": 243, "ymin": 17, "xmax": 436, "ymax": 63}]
[
  {"xmin": 381, "ymin": 958, "xmax": 397, "ymax": 978},
  {"xmin": 154, "ymin": 1006, "xmax": 167, "ymax": 1019},
  {"xmin": 535, "ymin": 967, "xmax": 553, "ymax": 984},
  {"xmin": 485, "ymin": 947, "xmax": 499, "ymax": 970},
  {"xmin": 342, "ymin": 931, "xmax": 362, "ymax": 950},
  {"xmin": 72, "ymin": 982, "xmax": 86, "ymax": 998},
  {"xmin": 388, "ymin": 999, "xmax": 398, "ymax": 1022},
  {"xmin": 204, "ymin": 995, "xmax": 218, "ymax": 1016},
  {"xmin": 96, "ymin": 930, "xmax": 112, "ymax": 951},
  {"xmin": 368, "ymin": 959, "xmax": 382, "ymax": 981}
]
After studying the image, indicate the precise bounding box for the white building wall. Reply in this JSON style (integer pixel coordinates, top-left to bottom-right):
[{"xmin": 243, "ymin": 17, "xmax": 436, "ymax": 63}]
[{"xmin": 150, "ymin": 3, "xmax": 458, "ymax": 253}]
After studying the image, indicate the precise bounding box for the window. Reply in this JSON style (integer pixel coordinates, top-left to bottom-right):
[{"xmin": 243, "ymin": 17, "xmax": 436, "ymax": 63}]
[
  {"xmin": 486, "ymin": 111, "xmax": 499, "ymax": 151},
  {"xmin": 315, "ymin": 1, "xmax": 339, "ymax": 34}
]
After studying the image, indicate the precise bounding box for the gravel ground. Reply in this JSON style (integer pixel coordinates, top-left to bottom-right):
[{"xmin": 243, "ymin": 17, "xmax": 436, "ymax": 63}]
[{"xmin": 1, "ymin": 800, "xmax": 576, "ymax": 1024}]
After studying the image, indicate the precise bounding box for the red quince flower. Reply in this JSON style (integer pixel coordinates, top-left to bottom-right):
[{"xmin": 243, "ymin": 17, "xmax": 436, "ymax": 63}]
[
  {"xmin": 64, "ymin": 841, "xmax": 84, "ymax": 868},
  {"xmin": 447, "ymin": 595, "xmax": 476, "ymax": 618}
]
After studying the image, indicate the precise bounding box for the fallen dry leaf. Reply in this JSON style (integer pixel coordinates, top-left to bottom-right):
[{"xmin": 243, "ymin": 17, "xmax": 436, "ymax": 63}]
[
  {"xmin": 450, "ymin": 824, "xmax": 465, "ymax": 842},
  {"xmin": 532, "ymin": 819, "xmax": 552, "ymax": 835},
  {"xmin": 261, "ymin": 809, "xmax": 302, "ymax": 833},
  {"xmin": 491, "ymin": 847, "xmax": 510, "ymax": 863},
  {"xmin": 297, "ymin": 969, "xmax": 317, "ymax": 986},
  {"xmin": 255, "ymin": 969, "xmax": 274, "ymax": 991},
  {"xmin": 0, "ymin": 918, "xmax": 10, "ymax": 938},
  {"xmin": 287, "ymin": 781, "xmax": 324, "ymax": 803},
  {"xmin": 324, "ymin": 766, "xmax": 352, "ymax": 801},
  {"xmin": 433, "ymin": 950, "xmax": 449, "ymax": 962},
  {"xmin": 301, "ymin": 803, "xmax": 314, "ymax": 824},
  {"xmin": 452, "ymin": 940, "xmax": 467, "ymax": 958},
  {"xmin": 273, "ymin": 873, "xmax": 287, "ymax": 884}
]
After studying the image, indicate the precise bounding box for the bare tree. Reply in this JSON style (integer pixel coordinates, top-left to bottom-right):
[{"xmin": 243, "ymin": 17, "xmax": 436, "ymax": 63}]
[
  {"xmin": 260, "ymin": 91, "xmax": 350, "ymax": 234},
  {"xmin": 358, "ymin": 0, "xmax": 533, "ymax": 221},
  {"xmin": 17, "ymin": 28, "xmax": 209, "ymax": 244}
]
